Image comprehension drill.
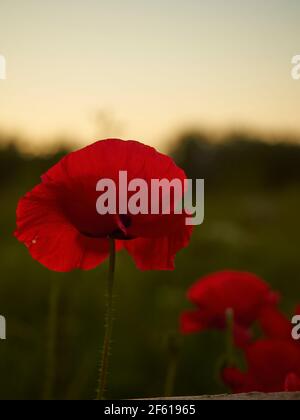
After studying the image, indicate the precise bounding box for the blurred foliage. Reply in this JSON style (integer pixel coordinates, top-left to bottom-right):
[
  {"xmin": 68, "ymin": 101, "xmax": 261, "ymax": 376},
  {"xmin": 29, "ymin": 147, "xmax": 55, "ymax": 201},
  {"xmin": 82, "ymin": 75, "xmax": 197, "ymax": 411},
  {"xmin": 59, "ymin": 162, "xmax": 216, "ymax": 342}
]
[{"xmin": 0, "ymin": 131, "xmax": 300, "ymax": 400}]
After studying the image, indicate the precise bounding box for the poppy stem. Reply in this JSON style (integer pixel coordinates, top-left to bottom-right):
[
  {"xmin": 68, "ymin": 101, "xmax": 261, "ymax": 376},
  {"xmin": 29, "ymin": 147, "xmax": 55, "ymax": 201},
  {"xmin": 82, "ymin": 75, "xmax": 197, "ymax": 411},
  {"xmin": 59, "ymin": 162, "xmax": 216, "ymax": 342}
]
[
  {"xmin": 43, "ymin": 277, "xmax": 60, "ymax": 400},
  {"xmin": 96, "ymin": 238, "xmax": 116, "ymax": 400},
  {"xmin": 164, "ymin": 333, "xmax": 181, "ymax": 397}
]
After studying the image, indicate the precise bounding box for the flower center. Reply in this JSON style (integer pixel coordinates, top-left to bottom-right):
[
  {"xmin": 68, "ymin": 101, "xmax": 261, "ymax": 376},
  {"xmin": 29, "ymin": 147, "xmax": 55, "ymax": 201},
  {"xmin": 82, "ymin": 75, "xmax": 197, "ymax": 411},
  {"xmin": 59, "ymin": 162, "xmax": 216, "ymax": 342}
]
[{"xmin": 111, "ymin": 215, "xmax": 134, "ymax": 240}]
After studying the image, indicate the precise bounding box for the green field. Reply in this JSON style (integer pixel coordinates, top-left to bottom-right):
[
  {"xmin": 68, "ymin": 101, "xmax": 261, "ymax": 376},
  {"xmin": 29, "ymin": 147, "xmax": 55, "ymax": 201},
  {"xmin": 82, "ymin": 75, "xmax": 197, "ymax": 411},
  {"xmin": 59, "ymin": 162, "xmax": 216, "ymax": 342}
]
[{"xmin": 1, "ymin": 132, "xmax": 300, "ymax": 399}]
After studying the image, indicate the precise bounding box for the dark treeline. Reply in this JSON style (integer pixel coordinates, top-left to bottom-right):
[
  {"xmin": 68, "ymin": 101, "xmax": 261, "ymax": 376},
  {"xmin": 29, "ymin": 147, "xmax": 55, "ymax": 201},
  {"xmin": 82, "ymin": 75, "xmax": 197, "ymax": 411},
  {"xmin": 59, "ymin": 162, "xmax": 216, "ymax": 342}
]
[
  {"xmin": 1, "ymin": 131, "xmax": 300, "ymax": 190},
  {"xmin": 171, "ymin": 131, "xmax": 300, "ymax": 190},
  {"xmin": 0, "ymin": 142, "xmax": 67, "ymax": 188}
]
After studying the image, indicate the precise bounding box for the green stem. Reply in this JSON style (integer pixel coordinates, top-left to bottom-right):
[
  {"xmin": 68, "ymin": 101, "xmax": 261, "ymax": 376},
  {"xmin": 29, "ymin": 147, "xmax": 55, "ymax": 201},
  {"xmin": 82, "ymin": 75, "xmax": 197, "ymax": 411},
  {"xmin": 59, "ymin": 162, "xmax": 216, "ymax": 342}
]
[
  {"xmin": 96, "ymin": 238, "xmax": 116, "ymax": 400},
  {"xmin": 43, "ymin": 278, "xmax": 60, "ymax": 400},
  {"xmin": 164, "ymin": 334, "xmax": 180, "ymax": 397}
]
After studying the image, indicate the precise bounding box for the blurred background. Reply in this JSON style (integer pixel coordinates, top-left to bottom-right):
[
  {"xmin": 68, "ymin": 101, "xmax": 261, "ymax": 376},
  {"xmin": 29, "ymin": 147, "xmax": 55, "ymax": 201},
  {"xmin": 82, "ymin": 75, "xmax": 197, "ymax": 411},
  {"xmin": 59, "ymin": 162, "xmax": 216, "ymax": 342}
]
[{"xmin": 0, "ymin": 0, "xmax": 300, "ymax": 400}]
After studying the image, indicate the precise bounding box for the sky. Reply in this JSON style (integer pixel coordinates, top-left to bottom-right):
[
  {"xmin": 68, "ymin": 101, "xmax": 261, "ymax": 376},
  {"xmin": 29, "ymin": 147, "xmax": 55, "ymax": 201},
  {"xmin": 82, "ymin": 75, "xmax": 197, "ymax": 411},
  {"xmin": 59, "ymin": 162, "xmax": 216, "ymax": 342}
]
[{"xmin": 0, "ymin": 0, "xmax": 300, "ymax": 152}]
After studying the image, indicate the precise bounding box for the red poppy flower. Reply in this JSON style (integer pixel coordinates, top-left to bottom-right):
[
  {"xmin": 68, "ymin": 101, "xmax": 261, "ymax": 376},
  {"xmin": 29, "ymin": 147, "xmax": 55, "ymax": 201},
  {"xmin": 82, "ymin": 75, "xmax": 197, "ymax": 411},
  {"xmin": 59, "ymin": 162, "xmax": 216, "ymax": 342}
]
[
  {"xmin": 258, "ymin": 305, "xmax": 300, "ymax": 344},
  {"xmin": 223, "ymin": 339, "xmax": 300, "ymax": 393},
  {"xmin": 180, "ymin": 271, "xmax": 279, "ymax": 347},
  {"xmin": 258, "ymin": 306, "xmax": 292, "ymax": 340},
  {"xmin": 15, "ymin": 139, "xmax": 193, "ymax": 272},
  {"xmin": 285, "ymin": 373, "xmax": 300, "ymax": 392}
]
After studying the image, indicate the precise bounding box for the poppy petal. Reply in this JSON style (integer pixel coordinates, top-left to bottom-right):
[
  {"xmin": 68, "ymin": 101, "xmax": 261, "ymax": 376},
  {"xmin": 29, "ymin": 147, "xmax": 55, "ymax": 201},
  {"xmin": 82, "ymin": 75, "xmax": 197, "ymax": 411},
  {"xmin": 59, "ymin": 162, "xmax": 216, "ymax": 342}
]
[
  {"xmin": 233, "ymin": 324, "xmax": 252, "ymax": 349},
  {"xmin": 180, "ymin": 310, "xmax": 207, "ymax": 334},
  {"xmin": 258, "ymin": 306, "xmax": 292, "ymax": 340},
  {"xmin": 186, "ymin": 271, "xmax": 276, "ymax": 328},
  {"xmin": 285, "ymin": 373, "xmax": 300, "ymax": 392},
  {"xmin": 245, "ymin": 340, "xmax": 300, "ymax": 393},
  {"xmin": 124, "ymin": 224, "xmax": 193, "ymax": 271},
  {"xmin": 222, "ymin": 367, "xmax": 250, "ymax": 393},
  {"xmin": 15, "ymin": 183, "xmax": 110, "ymax": 272}
]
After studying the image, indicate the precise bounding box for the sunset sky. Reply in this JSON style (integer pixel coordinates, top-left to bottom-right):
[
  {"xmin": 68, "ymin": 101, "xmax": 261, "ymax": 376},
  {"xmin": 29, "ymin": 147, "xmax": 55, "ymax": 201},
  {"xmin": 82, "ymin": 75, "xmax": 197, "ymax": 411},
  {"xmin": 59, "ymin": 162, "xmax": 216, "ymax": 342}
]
[{"xmin": 0, "ymin": 0, "xmax": 300, "ymax": 151}]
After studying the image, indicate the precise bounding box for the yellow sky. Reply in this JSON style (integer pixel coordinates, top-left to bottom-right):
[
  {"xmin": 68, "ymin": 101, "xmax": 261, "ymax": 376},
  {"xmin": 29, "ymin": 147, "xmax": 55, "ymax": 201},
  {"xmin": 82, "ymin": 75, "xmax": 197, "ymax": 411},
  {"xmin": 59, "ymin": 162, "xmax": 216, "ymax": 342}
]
[{"xmin": 0, "ymin": 0, "xmax": 300, "ymax": 152}]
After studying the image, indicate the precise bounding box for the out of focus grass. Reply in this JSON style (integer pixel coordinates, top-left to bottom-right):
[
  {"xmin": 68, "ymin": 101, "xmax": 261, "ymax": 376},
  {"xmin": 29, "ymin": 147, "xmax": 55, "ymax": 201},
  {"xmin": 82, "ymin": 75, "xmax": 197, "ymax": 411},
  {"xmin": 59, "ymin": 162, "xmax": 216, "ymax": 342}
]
[{"xmin": 0, "ymin": 132, "xmax": 300, "ymax": 399}]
